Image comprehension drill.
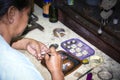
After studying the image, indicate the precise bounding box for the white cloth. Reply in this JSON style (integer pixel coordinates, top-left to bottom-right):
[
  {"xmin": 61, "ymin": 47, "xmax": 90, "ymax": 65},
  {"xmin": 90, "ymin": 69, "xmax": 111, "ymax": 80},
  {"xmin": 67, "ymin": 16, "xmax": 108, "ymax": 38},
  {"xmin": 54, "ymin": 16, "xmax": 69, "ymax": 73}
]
[{"xmin": 0, "ymin": 35, "xmax": 44, "ymax": 80}]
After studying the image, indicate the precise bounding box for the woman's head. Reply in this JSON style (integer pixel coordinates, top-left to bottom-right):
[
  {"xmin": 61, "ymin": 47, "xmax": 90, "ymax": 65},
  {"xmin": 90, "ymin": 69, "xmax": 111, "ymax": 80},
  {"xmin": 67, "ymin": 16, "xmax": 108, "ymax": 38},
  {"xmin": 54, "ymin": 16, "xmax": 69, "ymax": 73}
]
[
  {"xmin": 0, "ymin": 0, "xmax": 32, "ymax": 18},
  {"xmin": 0, "ymin": 0, "xmax": 32, "ymax": 42}
]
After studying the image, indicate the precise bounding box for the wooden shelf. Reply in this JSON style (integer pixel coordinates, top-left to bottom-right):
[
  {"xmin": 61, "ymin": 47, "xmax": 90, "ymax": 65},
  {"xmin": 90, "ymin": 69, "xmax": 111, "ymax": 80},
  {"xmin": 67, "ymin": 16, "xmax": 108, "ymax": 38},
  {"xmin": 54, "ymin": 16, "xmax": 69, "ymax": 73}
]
[{"xmin": 57, "ymin": 1, "xmax": 120, "ymax": 63}]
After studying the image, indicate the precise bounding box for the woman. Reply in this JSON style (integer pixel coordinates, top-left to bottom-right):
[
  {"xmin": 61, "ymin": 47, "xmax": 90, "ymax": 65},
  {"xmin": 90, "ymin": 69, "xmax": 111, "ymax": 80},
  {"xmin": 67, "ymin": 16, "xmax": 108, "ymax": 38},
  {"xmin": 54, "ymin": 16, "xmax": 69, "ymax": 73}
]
[{"xmin": 0, "ymin": 0, "xmax": 64, "ymax": 80}]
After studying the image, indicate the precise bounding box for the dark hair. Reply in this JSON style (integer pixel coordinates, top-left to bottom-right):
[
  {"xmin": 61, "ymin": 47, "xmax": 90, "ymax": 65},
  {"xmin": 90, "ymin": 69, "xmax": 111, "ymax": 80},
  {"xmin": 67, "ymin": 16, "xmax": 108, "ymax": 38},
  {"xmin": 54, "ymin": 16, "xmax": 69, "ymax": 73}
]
[{"xmin": 0, "ymin": 0, "xmax": 32, "ymax": 17}]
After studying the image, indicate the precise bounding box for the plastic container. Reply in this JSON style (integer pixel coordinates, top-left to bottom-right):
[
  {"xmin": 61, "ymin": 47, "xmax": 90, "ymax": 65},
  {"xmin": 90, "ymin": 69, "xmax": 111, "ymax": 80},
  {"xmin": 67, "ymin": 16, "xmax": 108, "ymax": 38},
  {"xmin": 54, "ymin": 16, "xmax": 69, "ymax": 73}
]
[
  {"xmin": 61, "ymin": 38, "xmax": 95, "ymax": 60},
  {"xmin": 67, "ymin": 0, "xmax": 74, "ymax": 5},
  {"xmin": 43, "ymin": 0, "xmax": 51, "ymax": 18}
]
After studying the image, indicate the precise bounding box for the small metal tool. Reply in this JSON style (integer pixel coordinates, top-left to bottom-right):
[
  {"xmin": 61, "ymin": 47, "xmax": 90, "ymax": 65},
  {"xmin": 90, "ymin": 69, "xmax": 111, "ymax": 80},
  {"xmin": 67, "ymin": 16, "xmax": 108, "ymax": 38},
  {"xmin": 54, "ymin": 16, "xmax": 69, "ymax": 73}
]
[{"xmin": 77, "ymin": 68, "xmax": 94, "ymax": 80}]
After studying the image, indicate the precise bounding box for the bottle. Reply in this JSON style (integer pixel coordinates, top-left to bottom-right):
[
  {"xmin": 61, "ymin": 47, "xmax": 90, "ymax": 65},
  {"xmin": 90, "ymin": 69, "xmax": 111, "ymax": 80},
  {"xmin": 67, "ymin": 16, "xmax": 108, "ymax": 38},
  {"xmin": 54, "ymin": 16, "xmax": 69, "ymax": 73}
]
[
  {"xmin": 43, "ymin": 0, "xmax": 51, "ymax": 18},
  {"xmin": 49, "ymin": 0, "xmax": 58, "ymax": 23},
  {"xmin": 31, "ymin": 0, "xmax": 34, "ymax": 12}
]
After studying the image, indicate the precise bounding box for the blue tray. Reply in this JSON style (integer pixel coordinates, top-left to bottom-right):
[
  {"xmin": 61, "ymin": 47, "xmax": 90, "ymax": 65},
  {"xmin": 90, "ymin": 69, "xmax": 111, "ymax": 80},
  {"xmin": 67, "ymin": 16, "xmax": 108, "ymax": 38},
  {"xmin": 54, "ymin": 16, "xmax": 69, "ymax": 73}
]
[{"xmin": 61, "ymin": 38, "xmax": 95, "ymax": 60}]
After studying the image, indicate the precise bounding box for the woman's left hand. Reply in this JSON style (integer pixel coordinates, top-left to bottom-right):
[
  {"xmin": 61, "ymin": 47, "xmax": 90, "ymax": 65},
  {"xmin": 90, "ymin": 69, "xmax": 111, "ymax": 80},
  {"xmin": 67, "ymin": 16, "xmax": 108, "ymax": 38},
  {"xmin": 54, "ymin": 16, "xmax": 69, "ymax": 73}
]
[{"xmin": 11, "ymin": 38, "xmax": 49, "ymax": 60}]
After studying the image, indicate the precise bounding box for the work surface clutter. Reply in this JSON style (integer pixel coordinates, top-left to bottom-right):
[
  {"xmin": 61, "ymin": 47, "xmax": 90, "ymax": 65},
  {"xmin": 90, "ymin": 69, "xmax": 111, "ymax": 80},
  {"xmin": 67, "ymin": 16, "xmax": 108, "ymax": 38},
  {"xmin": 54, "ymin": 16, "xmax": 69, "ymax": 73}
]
[{"xmin": 21, "ymin": 4, "xmax": 120, "ymax": 80}]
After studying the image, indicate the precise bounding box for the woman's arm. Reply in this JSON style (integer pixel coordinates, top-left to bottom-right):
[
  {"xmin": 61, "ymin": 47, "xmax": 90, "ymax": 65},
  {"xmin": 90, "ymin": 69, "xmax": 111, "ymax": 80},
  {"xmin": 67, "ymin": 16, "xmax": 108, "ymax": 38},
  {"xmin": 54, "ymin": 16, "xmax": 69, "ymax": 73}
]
[
  {"xmin": 11, "ymin": 38, "xmax": 49, "ymax": 60},
  {"xmin": 44, "ymin": 47, "xmax": 64, "ymax": 80},
  {"xmin": 12, "ymin": 38, "xmax": 65, "ymax": 80}
]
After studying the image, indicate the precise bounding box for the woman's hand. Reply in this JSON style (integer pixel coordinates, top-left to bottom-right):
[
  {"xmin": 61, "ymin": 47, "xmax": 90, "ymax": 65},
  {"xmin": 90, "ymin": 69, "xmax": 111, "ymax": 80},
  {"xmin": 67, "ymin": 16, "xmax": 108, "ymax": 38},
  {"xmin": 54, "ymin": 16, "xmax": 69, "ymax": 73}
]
[
  {"xmin": 44, "ymin": 47, "xmax": 64, "ymax": 80},
  {"xmin": 11, "ymin": 38, "xmax": 49, "ymax": 60}
]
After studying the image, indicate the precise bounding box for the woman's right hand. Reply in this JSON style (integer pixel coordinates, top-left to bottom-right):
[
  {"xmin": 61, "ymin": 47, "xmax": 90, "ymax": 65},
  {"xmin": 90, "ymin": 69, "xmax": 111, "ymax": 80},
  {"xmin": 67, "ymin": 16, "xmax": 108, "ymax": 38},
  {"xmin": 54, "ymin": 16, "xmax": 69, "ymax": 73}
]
[{"xmin": 44, "ymin": 47, "xmax": 64, "ymax": 80}]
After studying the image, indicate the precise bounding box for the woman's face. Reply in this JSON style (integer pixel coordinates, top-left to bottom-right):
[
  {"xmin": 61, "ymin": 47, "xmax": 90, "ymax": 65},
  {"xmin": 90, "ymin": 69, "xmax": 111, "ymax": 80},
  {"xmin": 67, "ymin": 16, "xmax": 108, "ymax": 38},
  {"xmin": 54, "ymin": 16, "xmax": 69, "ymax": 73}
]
[{"xmin": 13, "ymin": 7, "xmax": 31, "ymax": 37}]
